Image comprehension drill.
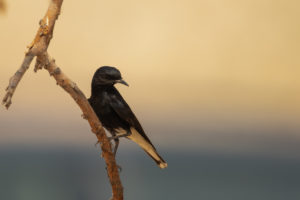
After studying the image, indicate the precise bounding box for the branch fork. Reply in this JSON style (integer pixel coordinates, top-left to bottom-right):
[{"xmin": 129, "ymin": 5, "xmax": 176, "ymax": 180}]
[{"xmin": 2, "ymin": 1, "xmax": 123, "ymax": 199}]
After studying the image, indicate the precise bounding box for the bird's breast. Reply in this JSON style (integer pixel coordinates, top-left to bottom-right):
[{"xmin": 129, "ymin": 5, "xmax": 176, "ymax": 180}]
[{"xmin": 90, "ymin": 95, "xmax": 130, "ymax": 133}]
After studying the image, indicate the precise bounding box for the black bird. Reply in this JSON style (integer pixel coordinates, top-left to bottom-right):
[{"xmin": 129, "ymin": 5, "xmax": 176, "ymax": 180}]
[{"xmin": 88, "ymin": 66, "xmax": 167, "ymax": 169}]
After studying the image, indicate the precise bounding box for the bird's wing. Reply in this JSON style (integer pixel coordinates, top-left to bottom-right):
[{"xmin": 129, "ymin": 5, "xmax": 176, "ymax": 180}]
[{"xmin": 109, "ymin": 91, "xmax": 155, "ymax": 148}]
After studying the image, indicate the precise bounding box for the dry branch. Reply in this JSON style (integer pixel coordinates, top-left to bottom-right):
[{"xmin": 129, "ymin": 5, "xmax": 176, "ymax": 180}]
[
  {"xmin": 2, "ymin": 54, "xmax": 34, "ymax": 109},
  {"xmin": 2, "ymin": 0, "xmax": 63, "ymax": 108},
  {"xmin": 2, "ymin": 1, "xmax": 123, "ymax": 199},
  {"xmin": 37, "ymin": 53, "xmax": 123, "ymax": 199},
  {"xmin": 0, "ymin": 0, "xmax": 6, "ymax": 13}
]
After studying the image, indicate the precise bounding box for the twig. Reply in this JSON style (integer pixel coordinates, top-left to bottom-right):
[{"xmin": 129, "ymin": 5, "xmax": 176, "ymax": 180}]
[
  {"xmin": 2, "ymin": 54, "xmax": 34, "ymax": 108},
  {"xmin": 2, "ymin": 1, "xmax": 123, "ymax": 199}
]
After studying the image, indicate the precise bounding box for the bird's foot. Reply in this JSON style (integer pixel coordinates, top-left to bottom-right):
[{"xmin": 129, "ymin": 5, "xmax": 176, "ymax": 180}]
[{"xmin": 108, "ymin": 131, "xmax": 131, "ymax": 141}]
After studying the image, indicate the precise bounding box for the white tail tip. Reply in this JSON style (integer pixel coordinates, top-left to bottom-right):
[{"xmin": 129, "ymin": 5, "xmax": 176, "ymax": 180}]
[{"xmin": 159, "ymin": 162, "xmax": 168, "ymax": 169}]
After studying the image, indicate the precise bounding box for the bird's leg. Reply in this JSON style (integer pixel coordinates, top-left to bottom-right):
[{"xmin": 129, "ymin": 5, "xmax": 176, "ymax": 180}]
[
  {"xmin": 113, "ymin": 138, "xmax": 119, "ymax": 156},
  {"xmin": 106, "ymin": 131, "xmax": 131, "ymax": 172},
  {"xmin": 114, "ymin": 139, "xmax": 122, "ymax": 171},
  {"xmin": 103, "ymin": 138, "xmax": 122, "ymax": 172},
  {"xmin": 108, "ymin": 130, "xmax": 131, "ymax": 141},
  {"xmin": 94, "ymin": 139, "xmax": 122, "ymax": 171}
]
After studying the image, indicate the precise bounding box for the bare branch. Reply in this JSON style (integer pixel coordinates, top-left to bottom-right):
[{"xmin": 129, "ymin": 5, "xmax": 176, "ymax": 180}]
[
  {"xmin": 2, "ymin": 0, "xmax": 123, "ymax": 199},
  {"xmin": 2, "ymin": 0, "xmax": 63, "ymax": 109},
  {"xmin": 2, "ymin": 54, "xmax": 34, "ymax": 108}
]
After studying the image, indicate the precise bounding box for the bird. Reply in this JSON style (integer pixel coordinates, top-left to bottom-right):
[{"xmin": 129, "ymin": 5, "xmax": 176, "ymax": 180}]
[{"xmin": 88, "ymin": 66, "xmax": 167, "ymax": 169}]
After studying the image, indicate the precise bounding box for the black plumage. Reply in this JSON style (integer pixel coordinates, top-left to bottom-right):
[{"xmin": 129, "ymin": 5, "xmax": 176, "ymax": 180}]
[{"xmin": 88, "ymin": 66, "xmax": 167, "ymax": 169}]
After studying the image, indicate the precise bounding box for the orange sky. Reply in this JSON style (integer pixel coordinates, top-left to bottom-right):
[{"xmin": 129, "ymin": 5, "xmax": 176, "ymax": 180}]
[{"xmin": 0, "ymin": 0, "xmax": 299, "ymax": 152}]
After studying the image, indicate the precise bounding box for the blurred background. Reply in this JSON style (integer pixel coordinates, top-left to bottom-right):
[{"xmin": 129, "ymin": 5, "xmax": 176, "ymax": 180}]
[{"xmin": 1, "ymin": 0, "xmax": 300, "ymax": 199}]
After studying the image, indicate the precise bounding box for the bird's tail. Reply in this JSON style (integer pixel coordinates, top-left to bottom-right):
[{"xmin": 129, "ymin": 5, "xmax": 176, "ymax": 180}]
[{"xmin": 127, "ymin": 128, "xmax": 168, "ymax": 169}]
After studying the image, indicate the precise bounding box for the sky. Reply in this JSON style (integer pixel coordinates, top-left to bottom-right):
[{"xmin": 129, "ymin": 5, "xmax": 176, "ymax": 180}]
[{"xmin": 0, "ymin": 0, "xmax": 300, "ymax": 157}]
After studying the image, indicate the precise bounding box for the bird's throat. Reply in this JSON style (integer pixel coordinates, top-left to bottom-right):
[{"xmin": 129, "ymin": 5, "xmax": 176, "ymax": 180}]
[{"xmin": 91, "ymin": 84, "xmax": 113, "ymax": 97}]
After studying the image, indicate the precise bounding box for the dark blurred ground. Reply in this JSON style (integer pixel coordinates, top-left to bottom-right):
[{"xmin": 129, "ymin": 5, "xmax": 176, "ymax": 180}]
[{"xmin": 1, "ymin": 146, "xmax": 299, "ymax": 200}]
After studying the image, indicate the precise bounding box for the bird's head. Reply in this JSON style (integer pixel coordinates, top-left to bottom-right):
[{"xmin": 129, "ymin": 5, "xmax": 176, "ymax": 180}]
[{"xmin": 92, "ymin": 66, "xmax": 129, "ymax": 87}]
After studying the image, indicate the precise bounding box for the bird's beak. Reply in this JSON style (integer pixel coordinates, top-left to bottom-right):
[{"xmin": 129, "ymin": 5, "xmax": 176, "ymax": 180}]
[{"xmin": 116, "ymin": 79, "xmax": 129, "ymax": 86}]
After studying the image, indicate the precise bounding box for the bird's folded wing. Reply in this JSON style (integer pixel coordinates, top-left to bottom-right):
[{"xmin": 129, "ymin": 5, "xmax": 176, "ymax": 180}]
[{"xmin": 109, "ymin": 93, "xmax": 155, "ymax": 148}]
